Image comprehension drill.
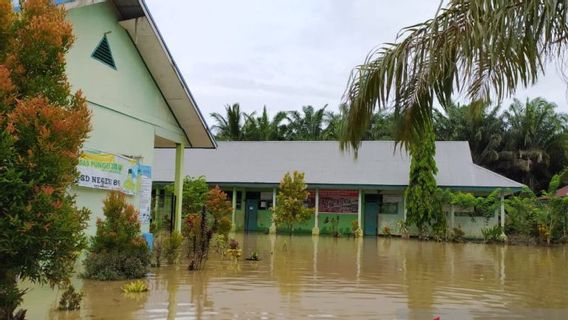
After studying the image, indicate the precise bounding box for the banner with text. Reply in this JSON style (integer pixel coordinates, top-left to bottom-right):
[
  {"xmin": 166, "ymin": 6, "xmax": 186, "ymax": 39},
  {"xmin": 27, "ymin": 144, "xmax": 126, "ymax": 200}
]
[{"xmin": 77, "ymin": 150, "xmax": 139, "ymax": 195}]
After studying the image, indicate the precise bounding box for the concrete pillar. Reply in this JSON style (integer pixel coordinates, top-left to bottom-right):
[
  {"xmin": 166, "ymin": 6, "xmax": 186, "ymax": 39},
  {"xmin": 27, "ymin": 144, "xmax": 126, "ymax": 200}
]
[
  {"xmin": 173, "ymin": 143, "xmax": 184, "ymax": 233},
  {"xmin": 500, "ymin": 192, "xmax": 507, "ymax": 239},
  {"xmin": 312, "ymin": 189, "xmax": 320, "ymax": 235},
  {"xmin": 358, "ymin": 190, "xmax": 363, "ymax": 228},
  {"xmin": 231, "ymin": 187, "xmax": 237, "ymax": 232},
  {"xmin": 269, "ymin": 188, "xmax": 277, "ymax": 234}
]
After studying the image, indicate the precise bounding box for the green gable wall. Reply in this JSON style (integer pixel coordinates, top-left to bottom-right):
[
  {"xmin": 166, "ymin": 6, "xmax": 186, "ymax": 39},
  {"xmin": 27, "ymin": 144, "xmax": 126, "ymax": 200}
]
[
  {"xmin": 66, "ymin": 2, "xmax": 187, "ymax": 144},
  {"xmin": 65, "ymin": 2, "xmax": 187, "ymax": 235}
]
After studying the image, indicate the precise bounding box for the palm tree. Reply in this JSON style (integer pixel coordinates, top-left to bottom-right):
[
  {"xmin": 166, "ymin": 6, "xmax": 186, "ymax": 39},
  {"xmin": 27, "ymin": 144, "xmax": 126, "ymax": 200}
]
[
  {"xmin": 287, "ymin": 105, "xmax": 328, "ymax": 140},
  {"xmin": 210, "ymin": 103, "xmax": 247, "ymax": 141},
  {"xmin": 433, "ymin": 101, "xmax": 504, "ymax": 166},
  {"xmin": 341, "ymin": 0, "xmax": 568, "ymax": 151},
  {"xmin": 242, "ymin": 106, "xmax": 288, "ymax": 140},
  {"xmin": 498, "ymin": 98, "xmax": 568, "ymax": 190},
  {"xmin": 364, "ymin": 109, "xmax": 400, "ymax": 140}
]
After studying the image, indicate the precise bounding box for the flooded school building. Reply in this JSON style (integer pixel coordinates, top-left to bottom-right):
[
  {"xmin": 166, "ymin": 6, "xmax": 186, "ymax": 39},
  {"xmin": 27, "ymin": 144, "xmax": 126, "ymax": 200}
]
[{"xmin": 152, "ymin": 141, "xmax": 523, "ymax": 238}]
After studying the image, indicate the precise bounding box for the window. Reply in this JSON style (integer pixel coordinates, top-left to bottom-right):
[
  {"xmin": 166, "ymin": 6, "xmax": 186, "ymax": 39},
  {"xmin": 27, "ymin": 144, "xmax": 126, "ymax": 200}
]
[
  {"xmin": 92, "ymin": 34, "xmax": 116, "ymax": 69},
  {"xmin": 381, "ymin": 195, "xmax": 400, "ymax": 214},
  {"xmin": 259, "ymin": 192, "xmax": 273, "ymax": 210},
  {"xmin": 225, "ymin": 191, "xmax": 243, "ymax": 210}
]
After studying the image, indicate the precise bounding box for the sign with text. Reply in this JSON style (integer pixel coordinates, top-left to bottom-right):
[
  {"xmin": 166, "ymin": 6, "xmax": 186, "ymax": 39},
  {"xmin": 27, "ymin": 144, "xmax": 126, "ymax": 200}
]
[
  {"xmin": 308, "ymin": 190, "xmax": 359, "ymax": 214},
  {"xmin": 77, "ymin": 151, "xmax": 139, "ymax": 195}
]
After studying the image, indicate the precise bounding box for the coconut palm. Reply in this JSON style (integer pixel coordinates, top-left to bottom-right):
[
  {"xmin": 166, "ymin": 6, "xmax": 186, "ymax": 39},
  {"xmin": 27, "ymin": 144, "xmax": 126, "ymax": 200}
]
[
  {"xmin": 342, "ymin": 0, "xmax": 568, "ymax": 152},
  {"xmin": 242, "ymin": 106, "xmax": 288, "ymax": 140},
  {"xmin": 210, "ymin": 103, "xmax": 247, "ymax": 141},
  {"xmin": 287, "ymin": 105, "xmax": 328, "ymax": 140}
]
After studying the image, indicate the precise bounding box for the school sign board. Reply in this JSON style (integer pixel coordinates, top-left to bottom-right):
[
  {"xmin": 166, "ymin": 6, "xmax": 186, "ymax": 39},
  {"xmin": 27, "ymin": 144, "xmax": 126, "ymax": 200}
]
[{"xmin": 77, "ymin": 150, "xmax": 139, "ymax": 195}]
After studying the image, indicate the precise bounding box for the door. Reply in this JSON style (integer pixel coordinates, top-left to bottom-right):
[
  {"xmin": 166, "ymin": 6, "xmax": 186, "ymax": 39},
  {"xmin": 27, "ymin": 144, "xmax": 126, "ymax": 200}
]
[
  {"xmin": 364, "ymin": 194, "xmax": 379, "ymax": 236},
  {"xmin": 245, "ymin": 198, "xmax": 259, "ymax": 232}
]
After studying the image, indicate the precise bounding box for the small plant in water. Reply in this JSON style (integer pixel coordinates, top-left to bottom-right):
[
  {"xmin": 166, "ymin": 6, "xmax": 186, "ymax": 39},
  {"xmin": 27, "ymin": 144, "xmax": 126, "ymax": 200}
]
[
  {"xmin": 382, "ymin": 226, "xmax": 392, "ymax": 237},
  {"xmin": 481, "ymin": 225, "xmax": 503, "ymax": 243},
  {"xmin": 164, "ymin": 231, "xmax": 184, "ymax": 265},
  {"xmin": 351, "ymin": 220, "xmax": 363, "ymax": 238},
  {"xmin": 245, "ymin": 251, "xmax": 261, "ymax": 261},
  {"xmin": 397, "ymin": 220, "xmax": 410, "ymax": 239},
  {"xmin": 121, "ymin": 280, "xmax": 149, "ymax": 293},
  {"xmin": 152, "ymin": 231, "xmax": 165, "ymax": 267},
  {"xmin": 451, "ymin": 226, "xmax": 465, "ymax": 242},
  {"xmin": 226, "ymin": 239, "xmax": 242, "ymax": 262},
  {"xmin": 58, "ymin": 285, "xmax": 82, "ymax": 311},
  {"xmin": 212, "ymin": 234, "xmax": 228, "ymax": 256},
  {"xmin": 324, "ymin": 216, "xmax": 341, "ymax": 237}
]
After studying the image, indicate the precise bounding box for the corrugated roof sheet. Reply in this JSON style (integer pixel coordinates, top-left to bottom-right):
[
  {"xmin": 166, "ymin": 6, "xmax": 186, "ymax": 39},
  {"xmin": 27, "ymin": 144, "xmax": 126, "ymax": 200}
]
[{"xmin": 153, "ymin": 141, "xmax": 524, "ymax": 191}]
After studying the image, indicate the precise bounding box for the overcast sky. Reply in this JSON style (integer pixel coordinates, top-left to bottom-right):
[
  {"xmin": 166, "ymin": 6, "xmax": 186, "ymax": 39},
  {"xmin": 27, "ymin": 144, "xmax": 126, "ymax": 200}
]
[{"xmin": 145, "ymin": 0, "xmax": 568, "ymax": 127}]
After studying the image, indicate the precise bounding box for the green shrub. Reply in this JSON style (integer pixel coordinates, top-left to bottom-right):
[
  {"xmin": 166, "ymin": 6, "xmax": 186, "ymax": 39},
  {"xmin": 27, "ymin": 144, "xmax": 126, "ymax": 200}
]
[
  {"xmin": 83, "ymin": 192, "xmax": 150, "ymax": 280},
  {"xmin": 212, "ymin": 234, "xmax": 228, "ymax": 256},
  {"xmin": 164, "ymin": 231, "xmax": 184, "ymax": 265},
  {"xmin": 121, "ymin": 280, "xmax": 149, "ymax": 293},
  {"xmin": 351, "ymin": 220, "xmax": 363, "ymax": 238},
  {"xmin": 450, "ymin": 227, "xmax": 465, "ymax": 242},
  {"xmin": 481, "ymin": 225, "xmax": 503, "ymax": 243},
  {"xmin": 58, "ymin": 285, "xmax": 82, "ymax": 311}
]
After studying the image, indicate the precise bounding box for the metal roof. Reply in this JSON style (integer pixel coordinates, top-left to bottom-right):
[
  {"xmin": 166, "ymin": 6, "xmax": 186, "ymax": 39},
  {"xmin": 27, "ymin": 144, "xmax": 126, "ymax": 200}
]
[{"xmin": 153, "ymin": 141, "xmax": 524, "ymax": 191}]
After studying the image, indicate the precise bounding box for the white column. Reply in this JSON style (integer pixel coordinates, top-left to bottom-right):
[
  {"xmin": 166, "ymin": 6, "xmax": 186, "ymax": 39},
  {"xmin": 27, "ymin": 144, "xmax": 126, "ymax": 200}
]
[
  {"xmin": 500, "ymin": 192, "xmax": 506, "ymax": 239},
  {"xmin": 231, "ymin": 187, "xmax": 237, "ymax": 232},
  {"xmin": 358, "ymin": 190, "xmax": 363, "ymax": 228},
  {"xmin": 312, "ymin": 189, "xmax": 320, "ymax": 235},
  {"xmin": 269, "ymin": 188, "xmax": 277, "ymax": 234}
]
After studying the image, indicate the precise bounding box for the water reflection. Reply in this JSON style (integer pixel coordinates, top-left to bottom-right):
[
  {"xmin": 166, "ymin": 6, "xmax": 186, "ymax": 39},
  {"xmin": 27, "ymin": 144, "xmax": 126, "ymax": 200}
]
[{"xmin": 22, "ymin": 235, "xmax": 568, "ymax": 319}]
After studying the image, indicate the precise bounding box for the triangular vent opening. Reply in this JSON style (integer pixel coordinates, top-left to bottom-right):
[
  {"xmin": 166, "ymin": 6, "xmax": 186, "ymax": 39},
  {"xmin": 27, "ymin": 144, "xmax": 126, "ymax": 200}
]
[{"xmin": 91, "ymin": 35, "xmax": 116, "ymax": 69}]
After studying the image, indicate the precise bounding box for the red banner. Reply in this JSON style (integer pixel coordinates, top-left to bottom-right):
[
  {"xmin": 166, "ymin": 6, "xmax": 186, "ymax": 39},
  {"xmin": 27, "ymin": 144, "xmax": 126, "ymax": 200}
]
[{"xmin": 306, "ymin": 190, "xmax": 358, "ymax": 213}]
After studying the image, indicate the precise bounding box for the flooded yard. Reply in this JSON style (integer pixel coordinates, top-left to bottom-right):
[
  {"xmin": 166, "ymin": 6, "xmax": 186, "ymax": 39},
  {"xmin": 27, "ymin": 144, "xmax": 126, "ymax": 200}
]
[{"xmin": 23, "ymin": 234, "xmax": 568, "ymax": 319}]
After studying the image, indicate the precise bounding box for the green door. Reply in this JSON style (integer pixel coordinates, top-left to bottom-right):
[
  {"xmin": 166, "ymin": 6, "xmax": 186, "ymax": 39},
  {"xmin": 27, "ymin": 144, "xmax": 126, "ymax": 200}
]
[
  {"xmin": 245, "ymin": 198, "xmax": 259, "ymax": 232},
  {"xmin": 364, "ymin": 194, "xmax": 379, "ymax": 236}
]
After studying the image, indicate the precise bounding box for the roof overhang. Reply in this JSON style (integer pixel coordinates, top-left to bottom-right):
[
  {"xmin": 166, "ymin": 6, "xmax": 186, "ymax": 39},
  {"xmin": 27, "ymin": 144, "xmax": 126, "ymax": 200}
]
[{"xmin": 112, "ymin": 0, "xmax": 216, "ymax": 148}]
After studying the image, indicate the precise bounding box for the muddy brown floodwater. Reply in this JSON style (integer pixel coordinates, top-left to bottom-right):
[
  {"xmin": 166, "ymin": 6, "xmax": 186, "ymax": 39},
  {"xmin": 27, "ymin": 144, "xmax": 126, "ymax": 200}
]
[{"xmin": 22, "ymin": 234, "xmax": 568, "ymax": 319}]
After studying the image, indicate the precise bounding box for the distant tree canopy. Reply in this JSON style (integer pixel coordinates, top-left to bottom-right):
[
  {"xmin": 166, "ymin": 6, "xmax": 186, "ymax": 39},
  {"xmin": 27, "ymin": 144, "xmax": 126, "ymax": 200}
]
[{"xmin": 211, "ymin": 97, "xmax": 568, "ymax": 192}]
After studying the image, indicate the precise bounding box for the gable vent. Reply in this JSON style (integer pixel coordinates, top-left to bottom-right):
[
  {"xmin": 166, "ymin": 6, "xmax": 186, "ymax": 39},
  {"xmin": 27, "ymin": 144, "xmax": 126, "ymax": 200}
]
[{"xmin": 91, "ymin": 35, "xmax": 116, "ymax": 69}]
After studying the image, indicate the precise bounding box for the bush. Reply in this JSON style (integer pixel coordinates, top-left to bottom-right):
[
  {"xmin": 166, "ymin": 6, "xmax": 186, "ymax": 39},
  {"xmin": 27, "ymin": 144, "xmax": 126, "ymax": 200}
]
[
  {"xmin": 83, "ymin": 192, "xmax": 150, "ymax": 280},
  {"xmin": 58, "ymin": 285, "xmax": 82, "ymax": 311},
  {"xmin": 164, "ymin": 231, "xmax": 184, "ymax": 265},
  {"xmin": 481, "ymin": 225, "xmax": 503, "ymax": 243},
  {"xmin": 152, "ymin": 232, "xmax": 165, "ymax": 267},
  {"xmin": 450, "ymin": 227, "xmax": 465, "ymax": 242},
  {"xmin": 351, "ymin": 220, "xmax": 362, "ymax": 238},
  {"xmin": 121, "ymin": 280, "xmax": 149, "ymax": 293}
]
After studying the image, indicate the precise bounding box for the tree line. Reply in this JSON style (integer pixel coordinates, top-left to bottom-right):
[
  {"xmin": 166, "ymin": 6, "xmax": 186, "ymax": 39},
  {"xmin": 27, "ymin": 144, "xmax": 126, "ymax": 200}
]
[{"xmin": 211, "ymin": 98, "xmax": 568, "ymax": 192}]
